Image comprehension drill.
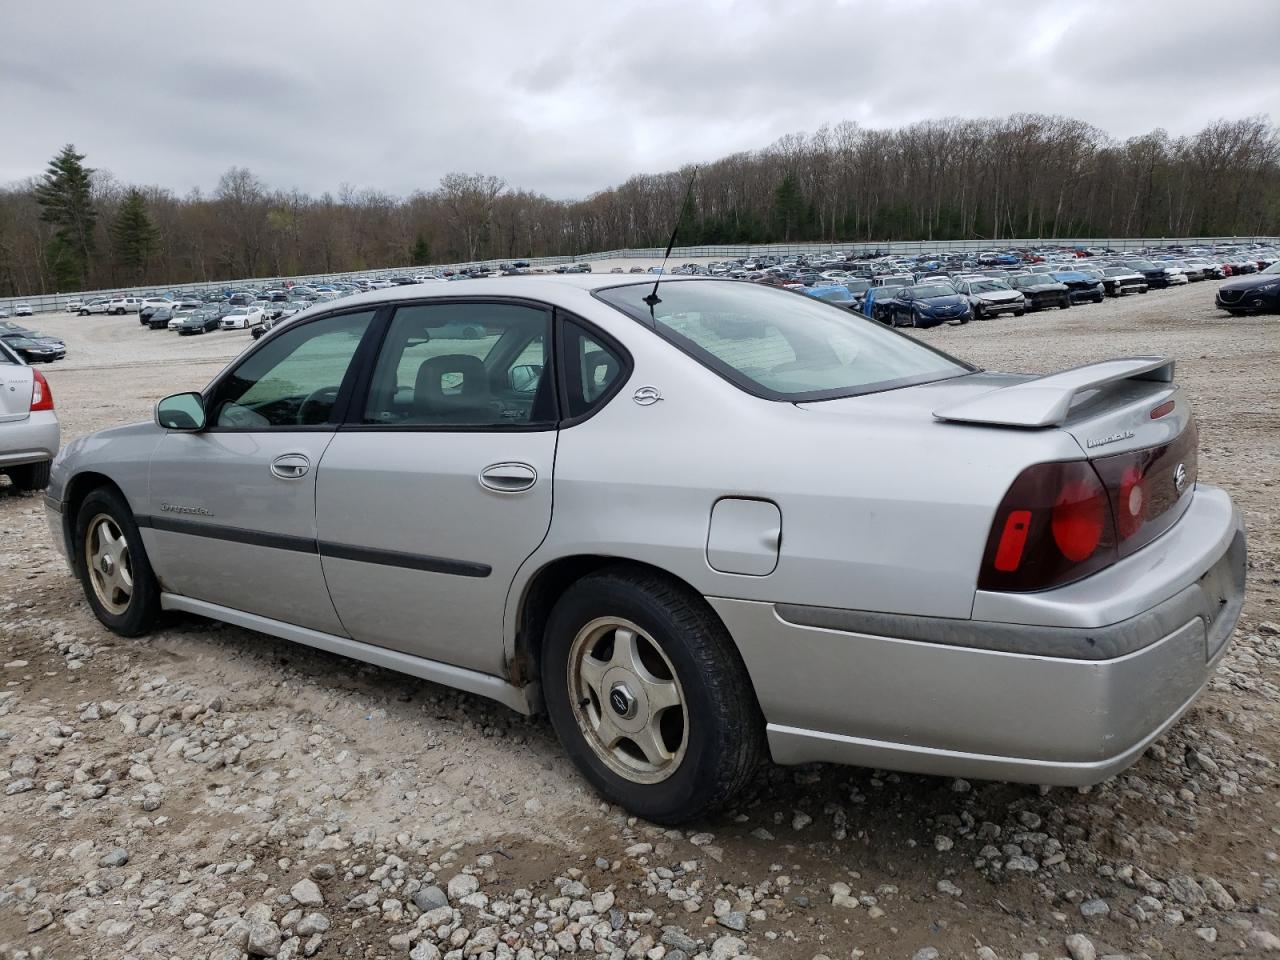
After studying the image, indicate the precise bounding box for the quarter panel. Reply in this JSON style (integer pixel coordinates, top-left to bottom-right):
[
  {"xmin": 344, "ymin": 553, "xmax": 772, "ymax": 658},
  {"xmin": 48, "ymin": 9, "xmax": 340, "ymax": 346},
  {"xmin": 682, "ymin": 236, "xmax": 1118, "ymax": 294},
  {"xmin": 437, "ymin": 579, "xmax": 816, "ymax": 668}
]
[{"xmin": 511, "ymin": 314, "xmax": 1085, "ymax": 661}]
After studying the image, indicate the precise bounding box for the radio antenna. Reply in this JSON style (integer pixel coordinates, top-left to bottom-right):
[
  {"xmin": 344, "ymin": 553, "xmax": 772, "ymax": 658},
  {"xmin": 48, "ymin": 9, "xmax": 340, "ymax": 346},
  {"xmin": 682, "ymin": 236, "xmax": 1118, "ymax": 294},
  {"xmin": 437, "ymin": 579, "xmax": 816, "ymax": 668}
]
[{"xmin": 643, "ymin": 166, "xmax": 698, "ymax": 309}]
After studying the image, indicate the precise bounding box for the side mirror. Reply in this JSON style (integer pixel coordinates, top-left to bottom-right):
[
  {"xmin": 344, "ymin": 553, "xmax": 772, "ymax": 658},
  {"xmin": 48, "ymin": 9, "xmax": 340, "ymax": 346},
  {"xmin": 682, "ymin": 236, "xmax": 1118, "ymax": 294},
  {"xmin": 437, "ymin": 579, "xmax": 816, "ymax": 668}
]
[
  {"xmin": 156, "ymin": 392, "xmax": 207, "ymax": 431},
  {"xmin": 509, "ymin": 363, "xmax": 543, "ymax": 395}
]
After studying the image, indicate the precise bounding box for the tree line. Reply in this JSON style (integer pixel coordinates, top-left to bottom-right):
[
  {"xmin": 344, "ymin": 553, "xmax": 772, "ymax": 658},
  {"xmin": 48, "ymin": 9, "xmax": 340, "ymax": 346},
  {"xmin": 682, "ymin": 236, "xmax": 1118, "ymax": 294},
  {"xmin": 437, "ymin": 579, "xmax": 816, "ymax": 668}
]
[{"xmin": 2, "ymin": 113, "xmax": 1278, "ymax": 295}]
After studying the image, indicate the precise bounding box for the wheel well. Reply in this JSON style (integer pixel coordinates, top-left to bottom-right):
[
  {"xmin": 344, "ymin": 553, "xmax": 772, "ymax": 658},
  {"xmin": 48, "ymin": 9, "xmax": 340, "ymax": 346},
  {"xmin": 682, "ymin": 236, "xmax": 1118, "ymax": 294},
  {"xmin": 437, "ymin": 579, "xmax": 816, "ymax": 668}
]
[
  {"xmin": 62, "ymin": 472, "xmax": 123, "ymax": 562},
  {"xmin": 509, "ymin": 556, "xmax": 709, "ymax": 689}
]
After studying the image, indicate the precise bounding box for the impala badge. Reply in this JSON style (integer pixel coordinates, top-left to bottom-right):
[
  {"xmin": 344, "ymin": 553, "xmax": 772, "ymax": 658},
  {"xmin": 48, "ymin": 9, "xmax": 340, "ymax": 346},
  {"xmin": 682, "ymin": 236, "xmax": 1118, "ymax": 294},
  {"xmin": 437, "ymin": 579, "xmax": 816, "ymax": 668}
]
[
  {"xmin": 633, "ymin": 386, "xmax": 663, "ymax": 406},
  {"xmin": 1086, "ymin": 429, "xmax": 1135, "ymax": 449}
]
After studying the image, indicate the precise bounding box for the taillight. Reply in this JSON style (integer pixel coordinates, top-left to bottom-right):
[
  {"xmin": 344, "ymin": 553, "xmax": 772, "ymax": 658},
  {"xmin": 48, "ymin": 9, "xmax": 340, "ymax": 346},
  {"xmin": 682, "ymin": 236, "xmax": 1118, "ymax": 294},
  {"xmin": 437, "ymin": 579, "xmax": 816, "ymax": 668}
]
[
  {"xmin": 31, "ymin": 370, "xmax": 54, "ymax": 411},
  {"xmin": 981, "ymin": 423, "xmax": 1199, "ymax": 592},
  {"xmin": 979, "ymin": 460, "xmax": 1117, "ymax": 592},
  {"xmin": 1093, "ymin": 420, "xmax": 1198, "ymax": 558}
]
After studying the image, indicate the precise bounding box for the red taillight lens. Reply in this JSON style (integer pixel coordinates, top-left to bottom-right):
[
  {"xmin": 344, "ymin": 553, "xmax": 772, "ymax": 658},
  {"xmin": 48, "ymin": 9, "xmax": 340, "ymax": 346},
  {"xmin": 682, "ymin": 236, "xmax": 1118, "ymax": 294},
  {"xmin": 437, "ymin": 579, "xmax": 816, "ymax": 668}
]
[
  {"xmin": 30, "ymin": 370, "xmax": 54, "ymax": 411},
  {"xmin": 1051, "ymin": 475, "xmax": 1108, "ymax": 561},
  {"xmin": 979, "ymin": 460, "xmax": 1117, "ymax": 592},
  {"xmin": 993, "ymin": 510, "xmax": 1032, "ymax": 571}
]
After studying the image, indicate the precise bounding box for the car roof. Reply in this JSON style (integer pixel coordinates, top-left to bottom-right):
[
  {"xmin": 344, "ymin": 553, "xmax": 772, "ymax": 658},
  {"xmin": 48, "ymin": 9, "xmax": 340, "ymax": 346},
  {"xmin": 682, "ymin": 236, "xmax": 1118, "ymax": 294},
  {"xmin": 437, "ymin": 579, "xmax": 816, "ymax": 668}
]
[{"xmin": 305, "ymin": 272, "xmax": 684, "ymax": 313}]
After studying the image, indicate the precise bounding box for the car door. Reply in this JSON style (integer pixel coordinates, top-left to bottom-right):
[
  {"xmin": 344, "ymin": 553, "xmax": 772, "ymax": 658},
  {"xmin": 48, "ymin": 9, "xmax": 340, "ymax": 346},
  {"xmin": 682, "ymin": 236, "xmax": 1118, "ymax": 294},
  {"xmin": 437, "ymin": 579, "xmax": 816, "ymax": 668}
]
[
  {"xmin": 314, "ymin": 299, "xmax": 559, "ymax": 676},
  {"xmin": 145, "ymin": 308, "xmax": 379, "ymax": 635}
]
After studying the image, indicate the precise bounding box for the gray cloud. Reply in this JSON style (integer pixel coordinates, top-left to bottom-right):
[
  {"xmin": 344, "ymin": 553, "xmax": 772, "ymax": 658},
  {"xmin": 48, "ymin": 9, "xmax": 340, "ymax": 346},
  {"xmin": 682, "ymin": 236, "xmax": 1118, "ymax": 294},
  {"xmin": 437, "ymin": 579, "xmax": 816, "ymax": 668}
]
[{"xmin": 1, "ymin": 0, "xmax": 1275, "ymax": 199}]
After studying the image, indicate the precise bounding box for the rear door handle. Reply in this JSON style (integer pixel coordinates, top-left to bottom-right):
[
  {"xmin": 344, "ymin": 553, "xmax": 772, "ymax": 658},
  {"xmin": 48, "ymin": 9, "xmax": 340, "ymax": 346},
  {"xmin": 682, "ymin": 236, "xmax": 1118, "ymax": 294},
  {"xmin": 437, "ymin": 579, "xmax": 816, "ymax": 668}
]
[
  {"xmin": 479, "ymin": 462, "xmax": 537, "ymax": 493},
  {"xmin": 270, "ymin": 453, "xmax": 310, "ymax": 480}
]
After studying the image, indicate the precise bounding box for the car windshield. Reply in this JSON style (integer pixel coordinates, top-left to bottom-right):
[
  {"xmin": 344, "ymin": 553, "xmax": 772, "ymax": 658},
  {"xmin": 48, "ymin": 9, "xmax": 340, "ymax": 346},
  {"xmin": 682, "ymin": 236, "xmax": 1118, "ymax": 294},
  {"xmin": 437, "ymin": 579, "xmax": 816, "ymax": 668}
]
[
  {"xmin": 909, "ymin": 284, "xmax": 957, "ymax": 298},
  {"xmin": 596, "ymin": 280, "xmax": 972, "ymax": 401},
  {"xmin": 844, "ymin": 280, "xmax": 871, "ymax": 293},
  {"xmin": 1261, "ymin": 261, "xmax": 1280, "ymax": 275},
  {"xmin": 969, "ymin": 280, "xmax": 1011, "ymax": 292}
]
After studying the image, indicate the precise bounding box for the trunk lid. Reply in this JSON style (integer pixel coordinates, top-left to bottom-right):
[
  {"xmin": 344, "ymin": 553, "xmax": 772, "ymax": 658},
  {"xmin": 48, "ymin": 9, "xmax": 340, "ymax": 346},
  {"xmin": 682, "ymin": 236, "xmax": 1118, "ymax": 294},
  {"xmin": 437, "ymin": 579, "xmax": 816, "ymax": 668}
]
[
  {"xmin": 929, "ymin": 357, "xmax": 1189, "ymax": 458},
  {"xmin": 0, "ymin": 363, "xmax": 33, "ymax": 423}
]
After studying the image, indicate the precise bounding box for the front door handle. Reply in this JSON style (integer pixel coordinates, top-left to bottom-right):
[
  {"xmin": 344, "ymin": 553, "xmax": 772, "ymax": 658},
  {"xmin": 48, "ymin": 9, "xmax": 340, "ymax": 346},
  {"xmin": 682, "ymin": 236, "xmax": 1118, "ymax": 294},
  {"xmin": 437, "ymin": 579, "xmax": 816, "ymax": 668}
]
[
  {"xmin": 479, "ymin": 462, "xmax": 537, "ymax": 493},
  {"xmin": 270, "ymin": 453, "xmax": 310, "ymax": 480}
]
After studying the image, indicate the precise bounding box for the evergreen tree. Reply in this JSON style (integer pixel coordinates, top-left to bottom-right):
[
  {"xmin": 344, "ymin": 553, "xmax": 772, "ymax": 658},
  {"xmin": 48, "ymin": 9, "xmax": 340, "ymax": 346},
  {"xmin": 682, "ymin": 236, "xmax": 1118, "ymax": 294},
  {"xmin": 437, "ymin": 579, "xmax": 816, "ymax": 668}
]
[
  {"xmin": 112, "ymin": 188, "xmax": 160, "ymax": 280},
  {"xmin": 411, "ymin": 234, "xmax": 431, "ymax": 265},
  {"xmin": 772, "ymin": 173, "xmax": 803, "ymax": 241},
  {"xmin": 34, "ymin": 144, "xmax": 97, "ymax": 289}
]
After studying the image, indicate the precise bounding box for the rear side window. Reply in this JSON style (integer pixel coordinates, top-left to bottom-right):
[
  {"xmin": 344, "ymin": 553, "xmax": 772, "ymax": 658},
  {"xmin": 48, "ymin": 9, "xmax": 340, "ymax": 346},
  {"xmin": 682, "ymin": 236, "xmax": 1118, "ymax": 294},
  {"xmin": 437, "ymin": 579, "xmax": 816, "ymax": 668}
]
[
  {"xmin": 362, "ymin": 302, "xmax": 554, "ymax": 427},
  {"xmin": 561, "ymin": 320, "xmax": 626, "ymax": 420}
]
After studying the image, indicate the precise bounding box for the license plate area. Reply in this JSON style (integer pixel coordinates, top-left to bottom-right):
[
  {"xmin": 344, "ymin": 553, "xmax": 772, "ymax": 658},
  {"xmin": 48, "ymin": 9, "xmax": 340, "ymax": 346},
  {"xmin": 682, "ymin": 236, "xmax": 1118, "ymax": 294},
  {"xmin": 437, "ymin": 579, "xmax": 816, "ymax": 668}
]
[{"xmin": 1201, "ymin": 530, "xmax": 1246, "ymax": 661}]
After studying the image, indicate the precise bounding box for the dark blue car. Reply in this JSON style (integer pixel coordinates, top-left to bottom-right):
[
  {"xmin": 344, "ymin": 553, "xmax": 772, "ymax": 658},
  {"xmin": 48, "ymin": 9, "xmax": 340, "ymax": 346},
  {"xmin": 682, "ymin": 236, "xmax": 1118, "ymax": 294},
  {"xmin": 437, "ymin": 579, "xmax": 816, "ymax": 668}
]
[{"xmin": 882, "ymin": 283, "xmax": 973, "ymax": 328}]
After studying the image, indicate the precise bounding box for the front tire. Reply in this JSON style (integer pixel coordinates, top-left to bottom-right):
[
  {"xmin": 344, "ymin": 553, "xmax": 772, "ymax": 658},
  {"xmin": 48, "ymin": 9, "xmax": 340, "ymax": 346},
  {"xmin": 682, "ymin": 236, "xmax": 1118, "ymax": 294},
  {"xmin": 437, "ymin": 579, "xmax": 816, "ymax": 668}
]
[
  {"xmin": 541, "ymin": 566, "xmax": 765, "ymax": 824},
  {"xmin": 1059, "ymin": 297, "xmax": 1071, "ymax": 310},
  {"xmin": 74, "ymin": 487, "xmax": 160, "ymax": 637}
]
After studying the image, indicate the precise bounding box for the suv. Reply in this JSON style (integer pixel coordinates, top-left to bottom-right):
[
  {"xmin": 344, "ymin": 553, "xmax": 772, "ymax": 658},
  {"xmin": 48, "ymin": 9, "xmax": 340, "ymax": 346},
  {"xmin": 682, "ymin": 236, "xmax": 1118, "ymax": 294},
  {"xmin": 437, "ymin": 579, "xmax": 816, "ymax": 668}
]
[
  {"xmin": 14, "ymin": 303, "xmax": 33, "ymax": 316},
  {"xmin": 106, "ymin": 297, "xmax": 143, "ymax": 315},
  {"xmin": 79, "ymin": 298, "xmax": 112, "ymax": 316}
]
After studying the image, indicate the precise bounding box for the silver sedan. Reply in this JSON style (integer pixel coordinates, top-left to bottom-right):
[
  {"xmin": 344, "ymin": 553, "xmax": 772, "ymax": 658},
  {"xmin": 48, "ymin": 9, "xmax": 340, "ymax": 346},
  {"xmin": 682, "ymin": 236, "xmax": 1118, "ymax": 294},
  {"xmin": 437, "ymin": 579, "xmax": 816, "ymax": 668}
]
[
  {"xmin": 1, "ymin": 338, "xmax": 59, "ymax": 491},
  {"xmin": 45, "ymin": 276, "xmax": 1245, "ymax": 823}
]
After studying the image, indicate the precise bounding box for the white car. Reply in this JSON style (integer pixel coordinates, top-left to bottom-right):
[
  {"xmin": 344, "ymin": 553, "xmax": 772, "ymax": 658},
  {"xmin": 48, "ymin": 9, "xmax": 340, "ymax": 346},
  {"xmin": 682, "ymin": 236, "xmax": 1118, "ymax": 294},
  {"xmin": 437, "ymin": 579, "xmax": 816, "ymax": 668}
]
[
  {"xmin": 65, "ymin": 298, "xmax": 83, "ymax": 313},
  {"xmin": 14, "ymin": 303, "xmax": 33, "ymax": 316},
  {"xmin": 106, "ymin": 297, "xmax": 143, "ymax": 315},
  {"xmin": 78, "ymin": 298, "xmax": 112, "ymax": 316},
  {"xmin": 0, "ymin": 338, "xmax": 59, "ymax": 491},
  {"xmin": 141, "ymin": 296, "xmax": 176, "ymax": 314},
  {"xmin": 219, "ymin": 306, "xmax": 265, "ymax": 330}
]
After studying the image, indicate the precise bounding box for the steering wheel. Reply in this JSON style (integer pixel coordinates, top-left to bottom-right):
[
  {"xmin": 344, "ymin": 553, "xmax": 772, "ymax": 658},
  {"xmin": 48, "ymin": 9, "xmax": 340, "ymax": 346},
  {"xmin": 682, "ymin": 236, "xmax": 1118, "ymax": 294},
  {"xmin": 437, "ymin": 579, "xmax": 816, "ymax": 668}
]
[{"xmin": 297, "ymin": 385, "xmax": 341, "ymax": 425}]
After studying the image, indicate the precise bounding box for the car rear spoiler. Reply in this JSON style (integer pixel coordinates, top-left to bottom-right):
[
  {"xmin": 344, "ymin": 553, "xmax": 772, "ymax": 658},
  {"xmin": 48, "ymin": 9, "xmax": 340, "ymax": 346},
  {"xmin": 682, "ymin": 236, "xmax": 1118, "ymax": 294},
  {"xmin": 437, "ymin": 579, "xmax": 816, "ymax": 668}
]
[{"xmin": 933, "ymin": 357, "xmax": 1175, "ymax": 428}]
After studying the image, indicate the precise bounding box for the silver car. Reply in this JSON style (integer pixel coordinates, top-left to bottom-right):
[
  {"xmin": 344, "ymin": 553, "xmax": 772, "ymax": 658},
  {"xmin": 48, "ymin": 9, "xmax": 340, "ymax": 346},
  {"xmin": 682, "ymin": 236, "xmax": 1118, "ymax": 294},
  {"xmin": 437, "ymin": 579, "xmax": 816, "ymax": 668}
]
[
  {"xmin": 45, "ymin": 276, "xmax": 1245, "ymax": 823},
  {"xmin": 1, "ymin": 338, "xmax": 59, "ymax": 490}
]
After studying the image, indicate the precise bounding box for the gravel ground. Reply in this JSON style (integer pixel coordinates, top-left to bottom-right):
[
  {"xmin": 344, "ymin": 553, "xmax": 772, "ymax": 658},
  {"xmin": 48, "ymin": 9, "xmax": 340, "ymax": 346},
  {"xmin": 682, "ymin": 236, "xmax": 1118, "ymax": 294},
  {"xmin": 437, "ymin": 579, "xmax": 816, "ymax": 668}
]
[{"xmin": 1, "ymin": 279, "xmax": 1278, "ymax": 960}]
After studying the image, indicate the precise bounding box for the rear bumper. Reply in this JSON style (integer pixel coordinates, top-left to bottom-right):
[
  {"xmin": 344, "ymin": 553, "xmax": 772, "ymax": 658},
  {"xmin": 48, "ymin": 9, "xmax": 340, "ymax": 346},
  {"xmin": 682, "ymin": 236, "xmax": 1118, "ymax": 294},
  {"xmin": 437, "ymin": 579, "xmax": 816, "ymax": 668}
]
[
  {"xmin": 711, "ymin": 485, "xmax": 1245, "ymax": 786},
  {"xmin": 0, "ymin": 411, "xmax": 59, "ymax": 469}
]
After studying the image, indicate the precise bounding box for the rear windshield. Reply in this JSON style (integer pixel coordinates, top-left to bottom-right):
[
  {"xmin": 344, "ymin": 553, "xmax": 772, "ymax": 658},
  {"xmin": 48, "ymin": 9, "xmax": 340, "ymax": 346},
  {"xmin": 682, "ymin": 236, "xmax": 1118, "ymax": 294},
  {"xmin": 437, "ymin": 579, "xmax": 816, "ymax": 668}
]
[{"xmin": 596, "ymin": 280, "xmax": 972, "ymax": 401}]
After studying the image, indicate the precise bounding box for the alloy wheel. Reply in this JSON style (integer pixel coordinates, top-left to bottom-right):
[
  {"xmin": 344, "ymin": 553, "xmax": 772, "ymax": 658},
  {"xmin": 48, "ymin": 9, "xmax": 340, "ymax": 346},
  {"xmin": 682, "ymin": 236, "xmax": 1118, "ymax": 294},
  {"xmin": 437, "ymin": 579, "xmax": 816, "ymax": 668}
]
[
  {"xmin": 84, "ymin": 514, "xmax": 133, "ymax": 615},
  {"xmin": 567, "ymin": 617, "xmax": 688, "ymax": 784}
]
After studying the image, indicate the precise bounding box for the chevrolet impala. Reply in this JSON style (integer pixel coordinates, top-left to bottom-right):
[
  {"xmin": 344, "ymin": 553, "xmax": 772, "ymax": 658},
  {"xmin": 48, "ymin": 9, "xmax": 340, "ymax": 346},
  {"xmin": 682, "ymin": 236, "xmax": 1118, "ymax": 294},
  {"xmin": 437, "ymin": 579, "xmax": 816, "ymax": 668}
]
[{"xmin": 45, "ymin": 276, "xmax": 1245, "ymax": 823}]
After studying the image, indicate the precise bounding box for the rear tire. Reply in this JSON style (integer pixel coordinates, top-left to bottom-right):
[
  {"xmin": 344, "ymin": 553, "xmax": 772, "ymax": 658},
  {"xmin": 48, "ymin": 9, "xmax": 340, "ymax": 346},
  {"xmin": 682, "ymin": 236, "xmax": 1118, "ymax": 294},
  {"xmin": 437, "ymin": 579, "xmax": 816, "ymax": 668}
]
[
  {"xmin": 541, "ymin": 566, "xmax": 765, "ymax": 824},
  {"xmin": 1059, "ymin": 297, "xmax": 1071, "ymax": 310},
  {"xmin": 74, "ymin": 486, "xmax": 161, "ymax": 637},
  {"xmin": 7, "ymin": 461, "xmax": 51, "ymax": 492}
]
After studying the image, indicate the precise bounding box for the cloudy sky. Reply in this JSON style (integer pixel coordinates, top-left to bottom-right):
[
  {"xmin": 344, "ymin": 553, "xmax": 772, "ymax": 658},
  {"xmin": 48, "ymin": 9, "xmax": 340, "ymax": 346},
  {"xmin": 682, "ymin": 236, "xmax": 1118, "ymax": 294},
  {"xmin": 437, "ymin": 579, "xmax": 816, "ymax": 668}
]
[{"xmin": 3, "ymin": 0, "xmax": 1276, "ymax": 200}]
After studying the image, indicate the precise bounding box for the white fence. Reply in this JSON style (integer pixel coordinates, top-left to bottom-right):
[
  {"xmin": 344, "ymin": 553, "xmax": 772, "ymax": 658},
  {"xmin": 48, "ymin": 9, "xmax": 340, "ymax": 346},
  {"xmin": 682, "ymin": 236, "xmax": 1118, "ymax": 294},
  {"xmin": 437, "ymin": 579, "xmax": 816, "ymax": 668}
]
[{"xmin": 3, "ymin": 236, "xmax": 1276, "ymax": 317}]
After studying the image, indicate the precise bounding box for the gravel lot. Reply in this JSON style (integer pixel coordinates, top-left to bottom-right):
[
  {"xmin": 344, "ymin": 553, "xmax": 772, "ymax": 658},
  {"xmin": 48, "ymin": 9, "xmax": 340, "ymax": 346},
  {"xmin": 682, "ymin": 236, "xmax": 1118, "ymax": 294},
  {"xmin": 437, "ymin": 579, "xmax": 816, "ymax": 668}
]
[{"xmin": 1, "ymin": 278, "xmax": 1278, "ymax": 960}]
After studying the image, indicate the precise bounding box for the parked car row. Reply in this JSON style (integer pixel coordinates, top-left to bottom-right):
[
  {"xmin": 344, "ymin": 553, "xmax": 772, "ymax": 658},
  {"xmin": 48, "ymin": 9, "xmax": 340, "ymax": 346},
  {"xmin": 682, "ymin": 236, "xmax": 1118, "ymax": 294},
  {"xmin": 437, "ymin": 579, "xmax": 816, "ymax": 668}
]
[{"xmin": 674, "ymin": 242, "xmax": 1280, "ymax": 327}]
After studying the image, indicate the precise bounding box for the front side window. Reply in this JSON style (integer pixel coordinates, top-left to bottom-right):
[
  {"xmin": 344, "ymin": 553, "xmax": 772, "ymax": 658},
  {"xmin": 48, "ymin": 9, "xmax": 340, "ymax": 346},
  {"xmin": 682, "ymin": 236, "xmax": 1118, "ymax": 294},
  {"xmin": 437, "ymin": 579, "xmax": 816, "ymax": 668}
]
[
  {"xmin": 597, "ymin": 280, "xmax": 971, "ymax": 401},
  {"xmin": 362, "ymin": 302, "xmax": 553, "ymax": 427},
  {"xmin": 209, "ymin": 310, "xmax": 375, "ymax": 428}
]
